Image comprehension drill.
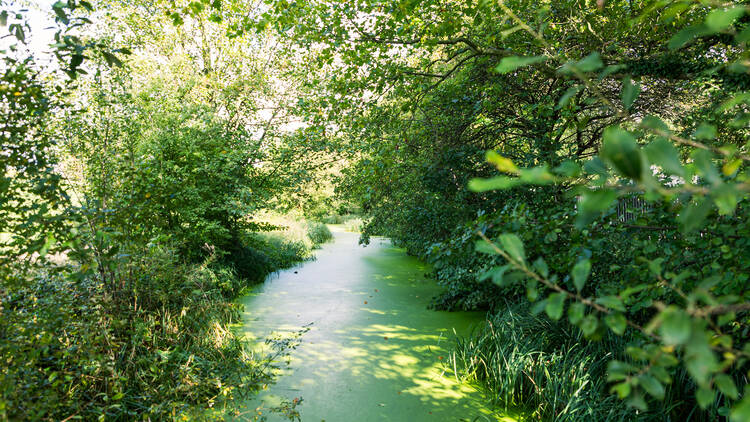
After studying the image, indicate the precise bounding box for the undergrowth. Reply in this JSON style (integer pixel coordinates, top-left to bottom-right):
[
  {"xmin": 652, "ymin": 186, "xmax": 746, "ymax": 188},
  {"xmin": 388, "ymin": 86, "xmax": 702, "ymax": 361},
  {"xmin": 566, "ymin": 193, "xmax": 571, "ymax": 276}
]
[
  {"xmin": 0, "ymin": 216, "xmax": 331, "ymax": 420},
  {"xmin": 450, "ymin": 305, "xmax": 722, "ymax": 421}
]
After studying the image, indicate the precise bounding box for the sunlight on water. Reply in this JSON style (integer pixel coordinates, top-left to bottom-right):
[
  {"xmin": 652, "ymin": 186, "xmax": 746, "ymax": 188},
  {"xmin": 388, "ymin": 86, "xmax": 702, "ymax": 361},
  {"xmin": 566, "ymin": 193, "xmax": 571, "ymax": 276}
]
[{"xmin": 235, "ymin": 227, "xmax": 518, "ymax": 421}]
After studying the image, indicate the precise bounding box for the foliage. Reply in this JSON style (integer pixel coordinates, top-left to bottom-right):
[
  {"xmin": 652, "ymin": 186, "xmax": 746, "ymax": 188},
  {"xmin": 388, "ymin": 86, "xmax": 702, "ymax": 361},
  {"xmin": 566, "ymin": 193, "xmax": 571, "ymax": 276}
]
[
  {"xmin": 305, "ymin": 221, "xmax": 333, "ymax": 246},
  {"xmin": 342, "ymin": 217, "xmax": 364, "ymax": 233},
  {"xmin": 256, "ymin": 0, "xmax": 750, "ymax": 419},
  {"xmin": 1, "ymin": 247, "xmax": 268, "ymax": 420},
  {"xmin": 1, "ymin": 1, "xmax": 335, "ymax": 419}
]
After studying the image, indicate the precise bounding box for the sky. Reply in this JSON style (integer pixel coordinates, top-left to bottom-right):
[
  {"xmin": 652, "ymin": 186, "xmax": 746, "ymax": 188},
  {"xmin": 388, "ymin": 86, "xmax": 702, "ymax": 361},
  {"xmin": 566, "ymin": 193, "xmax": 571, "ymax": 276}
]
[{"xmin": 1, "ymin": 0, "xmax": 57, "ymax": 62}]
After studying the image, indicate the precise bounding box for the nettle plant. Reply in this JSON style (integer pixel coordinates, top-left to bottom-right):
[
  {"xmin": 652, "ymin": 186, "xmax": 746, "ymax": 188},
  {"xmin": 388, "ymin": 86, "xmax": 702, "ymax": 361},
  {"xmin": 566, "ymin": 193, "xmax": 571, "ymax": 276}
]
[{"xmin": 470, "ymin": 2, "xmax": 750, "ymax": 420}]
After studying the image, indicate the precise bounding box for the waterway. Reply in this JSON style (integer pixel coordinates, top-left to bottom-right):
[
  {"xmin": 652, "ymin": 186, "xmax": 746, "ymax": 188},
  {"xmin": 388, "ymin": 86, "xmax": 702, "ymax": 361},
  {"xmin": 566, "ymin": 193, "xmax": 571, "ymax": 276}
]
[{"xmin": 237, "ymin": 226, "xmax": 511, "ymax": 421}]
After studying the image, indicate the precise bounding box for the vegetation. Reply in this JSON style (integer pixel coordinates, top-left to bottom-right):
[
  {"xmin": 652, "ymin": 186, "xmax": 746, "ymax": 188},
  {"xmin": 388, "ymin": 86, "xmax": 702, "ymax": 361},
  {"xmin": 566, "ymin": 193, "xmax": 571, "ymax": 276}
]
[
  {"xmin": 2, "ymin": 0, "xmax": 750, "ymax": 420},
  {"xmin": 255, "ymin": 0, "xmax": 750, "ymax": 420},
  {"xmin": 0, "ymin": 0, "xmax": 330, "ymax": 419}
]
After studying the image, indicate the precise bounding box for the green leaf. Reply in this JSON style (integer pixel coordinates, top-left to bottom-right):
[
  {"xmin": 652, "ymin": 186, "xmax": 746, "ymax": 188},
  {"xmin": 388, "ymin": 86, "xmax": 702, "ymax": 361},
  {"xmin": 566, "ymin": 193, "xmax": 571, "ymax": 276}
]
[
  {"xmin": 479, "ymin": 265, "xmax": 509, "ymax": 285},
  {"xmin": 705, "ymin": 6, "xmax": 746, "ymax": 32},
  {"xmin": 678, "ymin": 197, "xmax": 712, "ymax": 233},
  {"xmin": 639, "ymin": 374, "xmax": 665, "ymax": 400},
  {"xmin": 605, "ymin": 312, "xmax": 627, "ymax": 335},
  {"xmin": 571, "ymin": 259, "xmax": 591, "ymax": 292},
  {"xmin": 545, "ymin": 292, "xmax": 566, "ymax": 320},
  {"xmin": 691, "ymin": 149, "xmax": 721, "ymax": 185},
  {"xmin": 719, "ymin": 93, "xmax": 750, "ymax": 111},
  {"xmin": 498, "ymin": 233, "xmax": 525, "ymax": 263},
  {"xmin": 693, "ymin": 123, "xmax": 717, "ymax": 140},
  {"xmin": 533, "ymin": 257, "xmax": 549, "ymax": 278},
  {"xmin": 580, "ymin": 188, "xmax": 617, "ymax": 213},
  {"xmin": 519, "ymin": 166, "xmax": 556, "ymax": 184},
  {"xmin": 647, "ymin": 258, "xmax": 664, "ymax": 277},
  {"xmin": 622, "ymin": 77, "xmax": 640, "ymax": 110},
  {"xmin": 486, "ymin": 151, "xmax": 518, "ymax": 173},
  {"xmin": 495, "ymin": 56, "xmax": 547, "ymax": 73},
  {"xmin": 714, "ymin": 374, "xmax": 739, "ymax": 400},
  {"xmin": 468, "ymin": 176, "xmax": 520, "ymax": 191},
  {"xmin": 659, "ymin": 306, "xmax": 692, "ymax": 345},
  {"xmin": 475, "ymin": 239, "xmax": 499, "ymax": 255},
  {"xmin": 491, "ymin": 266, "xmax": 510, "ymax": 286},
  {"xmin": 101, "ymin": 51, "xmax": 123, "ymax": 67},
  {"xmin": 52, "ymin": 2, "xmax": 69, "ymax": 24},
  {"xmin": 581, "ymin": 314, "xmax": 598, "ymax": 336},
  {"xmin": 696, "ymin": 387, "xmax": 715, "ymax": 409},
  {"xmin": 736, "ymin": 26, "xmax": 750, "ymax": 43},
  {"xmin": 722, "ymin": 159, "xmax": 742, "ymax": 176},
  {"xmin": 611, "ymin": 382, "xmax": 632, "ymax": 399},
  {"xmin": 596, "ymin": 295, "xmax": 625, "ymax": 312},
  {"xmin": 627, "ymin": 391, "xmax": 648, "ymax": 411},
  {"xmin": 714, "ymin": 184, "xmax": 738, "ymax": 215},
  {"xmin": 575, "ymin": 52, "xmax": 603, "ymax": 72},
  {"xmin": 669, "ymin": 24, "xmax": 709, "ymax": 49},
  {"xmin": 557, "ymin": 85, "xmax": 583, "ymax": 109},
  {"xmin": 601, "ymin": 126, "xmax": 644, "ymax": 180},
  {"xmin": 568, "ymin": 302, "xmax": 585, "ymax": 325},
  {"xmin": 526, "ymin": 282, "xmax": 539, "ymax": 301},
  {"xmin": 641, "ymin": 115, "xmax": 671, "ymax": 133},
  {"xmin": 0, "ymin": 11, "xmax": 8, "ymax": 26},
  {"xmin": 685, "ymin": 330, "xmax": 719, "ymax": 387},
  {"xmin": 553, "ymin": 160, "xmax": 581, "ymax": 177},
  {"xmin": 644, "ymin": 138, "xmax": 684, "ymax": 177},
  {"xmin": 577, "ymin": 188, "xmax": 617, "ymax": 228},
  {"xmin": 730, "ymin": 395, "xmax": 750, "ymax": 422},
  {"xmin": 607, "ymin": 360, "xmax": 635, "ymax": 382}
]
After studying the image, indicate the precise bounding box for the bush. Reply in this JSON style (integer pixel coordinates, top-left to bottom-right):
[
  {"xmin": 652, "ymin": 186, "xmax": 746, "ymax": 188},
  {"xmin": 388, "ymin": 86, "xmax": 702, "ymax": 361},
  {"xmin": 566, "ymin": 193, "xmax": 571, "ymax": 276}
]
[
  {"xmin": 0, "ymin": 245, "xmax": 267, "ymax": 420},
  {"xmin": 305, "ymin": 221, "xmax": 333, "ymax": 245},
  {"xmin": 221, "ymin": 239, "xmax": 272, "ymax": 286}
]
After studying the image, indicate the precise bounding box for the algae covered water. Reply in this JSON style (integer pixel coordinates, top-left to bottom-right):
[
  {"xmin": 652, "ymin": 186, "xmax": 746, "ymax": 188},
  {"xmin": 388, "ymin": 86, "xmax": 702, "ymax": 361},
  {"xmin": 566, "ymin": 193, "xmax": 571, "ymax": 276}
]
[{"xmin": 236, "ymin": 227, "xmax": 511, "ymax": 421}]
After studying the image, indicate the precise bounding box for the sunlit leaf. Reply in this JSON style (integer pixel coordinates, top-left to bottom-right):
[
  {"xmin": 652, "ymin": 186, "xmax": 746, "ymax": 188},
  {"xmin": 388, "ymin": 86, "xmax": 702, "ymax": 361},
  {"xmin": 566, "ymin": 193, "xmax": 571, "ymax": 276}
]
[
  {"xmin": 659, "ymin": 306, "xmax": 691, "ymax": 345},
  {"xmin": 498, "ymin": 233, "xmax": 525, "ymax": 263},
  {"xmin": 704, "ymin": 6, "xmax": 746, "ymax": 32},
  {"xmin": 468, "ymin": 176, "xmax": 521, "ymax": 191},
  {"xmin": 495, "ymin": 55, "xmax": 547, "ymax": 73},
  {"xmin": 486, "ymin": 150, "xmax": 518, "ymax": 173}
]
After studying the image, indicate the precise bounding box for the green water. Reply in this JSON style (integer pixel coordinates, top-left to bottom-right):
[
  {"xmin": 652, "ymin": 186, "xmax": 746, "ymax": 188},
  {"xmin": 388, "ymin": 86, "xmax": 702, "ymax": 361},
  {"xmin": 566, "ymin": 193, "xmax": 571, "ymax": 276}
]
[{"xmin": 237, "ymin": 227, "xmax": 513, "ymax": 421}]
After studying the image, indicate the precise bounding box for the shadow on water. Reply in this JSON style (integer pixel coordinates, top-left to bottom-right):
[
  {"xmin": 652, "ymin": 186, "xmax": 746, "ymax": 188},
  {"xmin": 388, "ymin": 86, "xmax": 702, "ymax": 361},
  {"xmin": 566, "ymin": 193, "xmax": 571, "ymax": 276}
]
[{"xmin": 232, "ymin": 227, "xmax": 519, "ymax": 422}]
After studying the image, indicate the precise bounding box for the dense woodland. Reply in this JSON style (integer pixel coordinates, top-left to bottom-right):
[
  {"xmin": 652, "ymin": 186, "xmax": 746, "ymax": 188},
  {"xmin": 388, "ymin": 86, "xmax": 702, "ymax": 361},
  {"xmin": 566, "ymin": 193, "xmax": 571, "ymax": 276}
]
[{"xmin": 2, "ymin": 0, "xmax": 750, "ymax": 420}]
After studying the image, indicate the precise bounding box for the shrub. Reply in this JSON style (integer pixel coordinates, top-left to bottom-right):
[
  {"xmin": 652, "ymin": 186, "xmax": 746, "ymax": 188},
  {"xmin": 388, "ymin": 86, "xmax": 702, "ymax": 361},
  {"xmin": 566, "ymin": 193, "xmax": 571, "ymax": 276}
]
[
  {"xmin": 305, "ymin": 221, "xmax": 333, "ymax": 245},
  {"xmin": 0, "ymin": 245, "xmax": 267, "ymax": 420},
  {"xmin": 221, "ymin": 239, "xmax": 272, "ymax": 286}
]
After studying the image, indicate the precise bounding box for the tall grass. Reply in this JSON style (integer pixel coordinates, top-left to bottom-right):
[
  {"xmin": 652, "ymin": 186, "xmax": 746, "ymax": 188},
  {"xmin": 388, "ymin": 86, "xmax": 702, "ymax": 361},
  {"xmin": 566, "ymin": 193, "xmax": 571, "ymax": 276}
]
[{"xmin": 451, "ymin": 306, "xmax": 641, "ymax": 421}]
